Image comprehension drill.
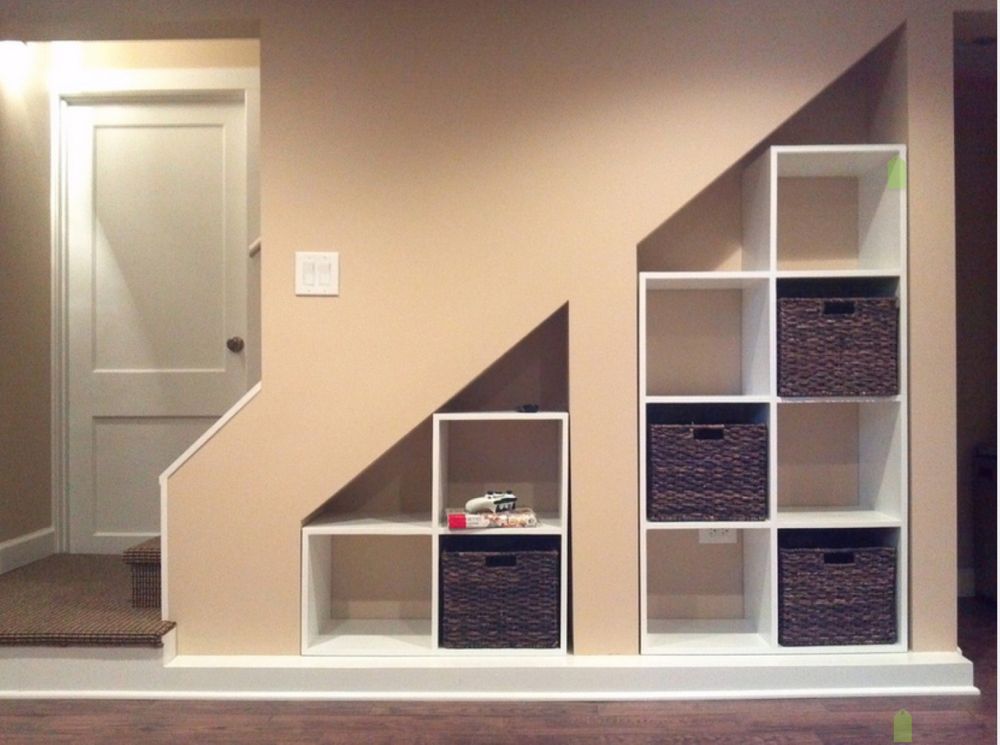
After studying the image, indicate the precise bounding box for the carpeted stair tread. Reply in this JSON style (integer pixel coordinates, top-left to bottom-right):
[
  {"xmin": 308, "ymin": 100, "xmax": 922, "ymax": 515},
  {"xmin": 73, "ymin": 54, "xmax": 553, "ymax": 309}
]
[
  {"xmin": 123, "ymin": 537, "xmax": 162, "ymax": 609},
  {"xmin": 122, "ymin": 537, "xmax": 160, "ymax": 565},
  {"xmin": 0, "ymin": 554, "xmax": 174, "ymax": 647}
]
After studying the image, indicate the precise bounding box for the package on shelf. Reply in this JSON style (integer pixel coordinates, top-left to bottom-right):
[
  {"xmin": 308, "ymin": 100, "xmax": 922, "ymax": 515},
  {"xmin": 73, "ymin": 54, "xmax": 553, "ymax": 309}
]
[{"xmin": 447, "ymin": 507, "xmax": 538, "ymax": 530}]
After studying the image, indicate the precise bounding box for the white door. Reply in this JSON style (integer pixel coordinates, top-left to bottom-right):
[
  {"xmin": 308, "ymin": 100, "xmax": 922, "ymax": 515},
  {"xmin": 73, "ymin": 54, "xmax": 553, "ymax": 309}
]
[{"xmin": 65, "ymin": 97, "xmax": 250, "ymax": 554}]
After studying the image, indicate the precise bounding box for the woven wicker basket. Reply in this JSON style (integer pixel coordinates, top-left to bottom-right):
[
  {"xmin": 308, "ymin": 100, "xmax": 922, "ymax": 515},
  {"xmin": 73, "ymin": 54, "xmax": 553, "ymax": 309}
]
[
  {"xmin": 778, "ymin": 296, "xmax": 899, "ymax": 397},
  {"xmin": 779, "ymin": 544, "xmax": 896, "ymax": 646},
  {"xmin": 648, "ymin": 423, "xmax": 767, "ymax": 521},
  {"xmin": 440, "ymin": 543, "xmax": 560, "ymax": 649}
]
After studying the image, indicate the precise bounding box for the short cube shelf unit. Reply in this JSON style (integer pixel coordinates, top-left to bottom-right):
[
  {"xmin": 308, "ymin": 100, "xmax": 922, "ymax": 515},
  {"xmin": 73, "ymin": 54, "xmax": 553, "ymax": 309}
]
[
  {"xmin": 640, "ymin": 144, "xmax": 908, "ymax": 654},
  {"xmin": 302, "ymin": 411, "xmax": 569, "ymax": 655}
]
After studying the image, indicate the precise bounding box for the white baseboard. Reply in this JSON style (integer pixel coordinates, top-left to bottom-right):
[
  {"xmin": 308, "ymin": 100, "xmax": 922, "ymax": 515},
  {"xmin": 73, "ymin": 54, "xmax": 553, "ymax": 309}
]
[
  {"xmin": 0, "ymin": 645, "xmax": 978, "ymax": 701},
  {"xmin": 958, "ymin": 567, "xmax": 976, "ymax": 598},
  {"xmin": 0, "ymin": 527, "xmax": 55, "ymax": 575}
]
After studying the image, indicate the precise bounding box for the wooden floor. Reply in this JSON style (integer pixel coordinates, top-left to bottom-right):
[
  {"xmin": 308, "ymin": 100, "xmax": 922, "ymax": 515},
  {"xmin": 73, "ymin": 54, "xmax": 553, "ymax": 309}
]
[{"xmin": 0, "ymin": 599, "xmax": 994, "ymax": 744}]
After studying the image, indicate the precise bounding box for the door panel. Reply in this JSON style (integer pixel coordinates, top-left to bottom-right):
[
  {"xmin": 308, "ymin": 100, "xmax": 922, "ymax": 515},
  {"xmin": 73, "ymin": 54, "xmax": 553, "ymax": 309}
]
[
  {"xmin": 66, "ymin": 98, "xmax": 249, "ymax": 553},
  {"xmin": 92, "ymin": 124, "xmax": 227, "ymax": 372}
]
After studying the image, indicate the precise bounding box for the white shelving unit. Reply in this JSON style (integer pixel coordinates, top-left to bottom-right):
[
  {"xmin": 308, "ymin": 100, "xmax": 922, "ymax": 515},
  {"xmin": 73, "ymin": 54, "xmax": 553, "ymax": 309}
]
[
  {"xmin": 640, "ymin": 144, "xmax": 908, "ymax": 655},
  {"xmin": 302, "ymin": 410, "xmax": 569, "ymax": 655}
]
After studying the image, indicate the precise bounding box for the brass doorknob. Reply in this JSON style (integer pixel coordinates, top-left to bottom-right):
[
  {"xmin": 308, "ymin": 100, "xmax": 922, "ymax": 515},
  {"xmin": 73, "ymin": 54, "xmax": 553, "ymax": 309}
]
[{"xmin": 226, "ymin": 336, "xmax": 245, "ymax": 353}]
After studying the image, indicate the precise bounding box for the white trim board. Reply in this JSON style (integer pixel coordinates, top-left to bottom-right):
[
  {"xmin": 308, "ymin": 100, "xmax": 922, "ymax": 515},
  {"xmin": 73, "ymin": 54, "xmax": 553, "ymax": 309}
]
[
  {"xmin": 0, "ymin": 527, "xmax": 55, "ymax": 575},
  {"xmin": 0, "ymin": 647, "xmax": 976, "ymax": 700}
]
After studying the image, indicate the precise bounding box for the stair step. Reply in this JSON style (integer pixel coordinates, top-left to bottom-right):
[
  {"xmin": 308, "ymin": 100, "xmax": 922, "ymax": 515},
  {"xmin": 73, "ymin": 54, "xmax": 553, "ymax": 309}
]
[
  {"xmin": 0, "ymin": 554, "xmax": 174, "ymax": 648},
  {"xmin": 122, "ymin": 537, "xmax": 161, "ymax": 609}
]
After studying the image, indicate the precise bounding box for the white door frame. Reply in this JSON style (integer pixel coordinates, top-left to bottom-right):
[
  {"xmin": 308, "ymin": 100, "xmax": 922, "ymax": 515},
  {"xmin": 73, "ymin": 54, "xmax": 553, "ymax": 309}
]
[{"xmin": 50, "ymin": 67, "xmax": 260, "ymax": 552}]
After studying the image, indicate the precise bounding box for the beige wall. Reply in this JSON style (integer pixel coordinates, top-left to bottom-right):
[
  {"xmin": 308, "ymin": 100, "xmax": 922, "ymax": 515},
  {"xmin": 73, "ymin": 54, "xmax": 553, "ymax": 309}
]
[
  {"xmin": 176, "ymin": 1, "xmax": 979, "ymax": 656},
  {"xmin": 0, "ymin": 43, "xmax": 52, "ymax": 544},
  {"xmin": 0, "ymin": 39, "xmax": 256, "ymax": 549},
  {"xmin": 2, "ymin": 0, "xmax": 991, "ymax": 657},
  {"xmin": 168, "ymin": 0, "xmax": 917, "ymax": 657}
]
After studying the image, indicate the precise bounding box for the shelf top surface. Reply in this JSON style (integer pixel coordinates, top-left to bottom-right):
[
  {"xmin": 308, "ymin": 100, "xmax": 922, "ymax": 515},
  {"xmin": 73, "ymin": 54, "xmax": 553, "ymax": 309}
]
[
  {"xmin": 642, "ymin": 271, "xmax": 769, "ymax": 290},
  {"xmin": 777, "ymin": 395, "xmax": 902, "ymax": 405},
  {"xmin": 776, "ymin": 268, "xmax": 902, "ymax": 279},
  {"xmin": 304, "ymin": 513, "xmax": 433, "ymax": 534},
  {"xmin": 775, "ymin": 508, "xmax": 902, "ymax": 528},
  {"xmin": 773, "ymin": 144, "xmax": 906, "ymax": 178},
  {"xmin": 434, "ymin": 411, "xmax": 568, "ymax": 422},
  {"xmin": 644, "ymin": 620, "xmax": 771, "ymax": 653},
  {"xmin": 645, "ymin": 395, "xmax": 772, "ymax": 405},
  {"xmin": 644, "ymin": 521, "xmax": 771, "ymax": 531},
  {"xmin": 305, "ymin": 619, "xmax": 435, "ymax": 656}
]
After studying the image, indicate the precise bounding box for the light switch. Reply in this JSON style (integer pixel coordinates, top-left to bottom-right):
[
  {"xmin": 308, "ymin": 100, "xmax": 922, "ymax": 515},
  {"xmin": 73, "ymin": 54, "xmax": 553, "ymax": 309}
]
[{"xmin": 295, "ymin": 251, "xmax": 339, "ymax": 296}]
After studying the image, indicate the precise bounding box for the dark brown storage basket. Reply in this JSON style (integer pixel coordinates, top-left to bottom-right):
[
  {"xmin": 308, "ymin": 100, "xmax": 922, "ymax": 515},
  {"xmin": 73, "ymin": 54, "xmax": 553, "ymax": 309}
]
[
  {"xmin": 648, "ymin": 423, "xmax": 768, "ymax": 521},
  {"xmin": 779, "ymin": 542, "xmax": 897, "ymax": 646},
  {"xmin": 778, "ymin": 296, "xmax": 899, "ymax": 397},
  {"xmin": 440, "ymin": 538, "xmax": 560, "ymax": 649}
]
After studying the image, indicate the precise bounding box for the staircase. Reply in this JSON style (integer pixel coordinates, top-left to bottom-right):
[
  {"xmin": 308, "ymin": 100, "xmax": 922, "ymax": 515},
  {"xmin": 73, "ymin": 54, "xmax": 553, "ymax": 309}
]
[
  {"xmin": 122, "ymin": 537, "xmax": 162, "ymax": 609},
  {"xmin": 0, "ymin": 548, "xmax": 173, "ymax": 647}
]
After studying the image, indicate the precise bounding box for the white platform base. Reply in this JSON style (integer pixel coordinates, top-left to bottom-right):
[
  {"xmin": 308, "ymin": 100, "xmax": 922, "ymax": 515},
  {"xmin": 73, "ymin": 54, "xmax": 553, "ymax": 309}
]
[{"xmin": 0, "ymin": 632, "xmax": 978, "ymax": 700}]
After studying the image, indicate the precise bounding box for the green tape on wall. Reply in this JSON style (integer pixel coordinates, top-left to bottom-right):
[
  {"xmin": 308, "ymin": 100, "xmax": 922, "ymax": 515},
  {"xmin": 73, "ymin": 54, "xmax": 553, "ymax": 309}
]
[
  {"xmin": 893, "ymin": 709, "xmax": 913, "ymax": 742},
  {"xmin": 888, "ymin": 156, "xmax": 906, "ymax": 190}
]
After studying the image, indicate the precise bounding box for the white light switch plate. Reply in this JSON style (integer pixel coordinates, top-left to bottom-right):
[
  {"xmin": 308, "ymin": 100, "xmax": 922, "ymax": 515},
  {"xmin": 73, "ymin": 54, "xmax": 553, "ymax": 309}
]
[{"xmin": 295, "ymin": 251, "xmax": 339, "ymax": 296}]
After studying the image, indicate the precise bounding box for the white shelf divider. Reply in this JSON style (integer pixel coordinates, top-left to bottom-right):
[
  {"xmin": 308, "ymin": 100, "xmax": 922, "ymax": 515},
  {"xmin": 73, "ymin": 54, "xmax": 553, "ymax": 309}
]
[
  {"xmin": 304, "ymin": 513, "xmax": 434, "ymax": 535},
  {"xmin": 307, "ymin": 619, "xmax": 436, "ymax": 657},
  {"xmin": 645, "ymin": 395, "xmax": 772, "ymax": 405}
]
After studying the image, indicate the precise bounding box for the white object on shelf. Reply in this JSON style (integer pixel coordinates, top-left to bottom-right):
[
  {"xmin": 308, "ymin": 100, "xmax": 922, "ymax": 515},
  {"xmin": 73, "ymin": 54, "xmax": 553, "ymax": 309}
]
[{"xmin": 639, "ymin": 143, "xmax": 908, "ymax": 656}]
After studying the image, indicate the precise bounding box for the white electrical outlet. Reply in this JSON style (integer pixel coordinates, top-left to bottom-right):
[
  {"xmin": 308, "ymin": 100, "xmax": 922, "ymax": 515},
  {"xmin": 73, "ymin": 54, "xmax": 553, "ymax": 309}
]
[{"xmin": 699, "ymin": 528, "xmax": 737, "ymax": 544}]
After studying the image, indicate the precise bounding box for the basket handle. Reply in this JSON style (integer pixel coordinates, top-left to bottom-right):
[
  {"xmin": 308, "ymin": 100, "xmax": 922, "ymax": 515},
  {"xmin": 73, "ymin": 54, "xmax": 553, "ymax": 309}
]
[
  {"xmin": 823, "ymin": 551, "xmax": 855, "ymax": 565},
  {"xmin": 693, "ymin": 426, "xmax": 725, "ymax": 441},
  {"xmin": 822, "ymin": 300, "xmax": 856, "ymax": 316},
  {"xmin": 485, "ymin": 555, "xmax": 517, "ymax": 568}
]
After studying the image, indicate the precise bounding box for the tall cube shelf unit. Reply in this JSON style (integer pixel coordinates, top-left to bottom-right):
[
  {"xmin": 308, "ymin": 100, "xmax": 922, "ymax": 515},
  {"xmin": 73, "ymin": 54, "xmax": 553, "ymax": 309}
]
[
  {"xmin": 302, "ymin": 411, "xmax": 569, "ymax": 656},
  {"xmin": 640, "ymin": 144, "xmax": 908, "ymax": 655}
]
